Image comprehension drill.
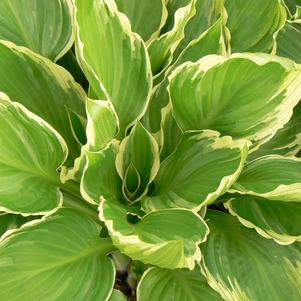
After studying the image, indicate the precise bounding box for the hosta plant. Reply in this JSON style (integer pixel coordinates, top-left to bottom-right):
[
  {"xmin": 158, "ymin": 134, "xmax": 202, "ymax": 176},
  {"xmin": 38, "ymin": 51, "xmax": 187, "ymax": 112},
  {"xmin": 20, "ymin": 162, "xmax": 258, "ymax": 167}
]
[{"xmin": 0, "ymin": 0, "xmax": 301, "ymax": 300}]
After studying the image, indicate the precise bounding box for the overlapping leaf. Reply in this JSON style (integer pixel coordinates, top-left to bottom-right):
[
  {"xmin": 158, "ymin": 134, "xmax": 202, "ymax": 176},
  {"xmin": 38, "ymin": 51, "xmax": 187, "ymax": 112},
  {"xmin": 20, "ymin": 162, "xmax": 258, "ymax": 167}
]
[
  {"xmin": 137, "ymin": 266, "xmax": 224, "ymax": 301},
  {"xmin": 230, "ymin": 155, "xmax": 301, "ymax": 201},
  {"xmin": 115, "ymin": 0, "xmax": 167, "ymax": 42},
  {"xmin": 0, "ymin": 208, "xmax": 115, "ymax": 301},
  {"xmin": 0, "ymin": 40, "xmax": 86, "ymax": 161},
  {"xmin": 81, "ymin": 143, "xmax": 123, "ymax": 204},
  {"xmin": 225, "ymin": 0, "xmax": 286, "ymax": 52},
  {"xmin": 74, "ymin": 0, "xmax": 152, "ymax": 136},
  {"xmin": 143, "ymin": 130, "xmax": 248, "ymax": 211},
  {"xmin": 99, "ymin": 199, "xmax": 208, "ymax": 269},
  {"xmin": 169, "ymin": 53, "xmax": 301, "ymax": 150},
  {"xmin": 250, "ymin": 102, "xmax": 301, "ymax": 159},
  {"xmin": 225, "ymin": 195, "xmax": 301, "ymax": 244},
  {"xmin": 0, "ymin": 0, "xmax": 74, "ymax": 61},
  {"xmin": 0, "ymin": 93, "xmax": 67, "ymax": 215},
  {"xmin": 201, "ymin": 210, "xmax": 301, "ymax": 301},
  {"xmin": 276, "ymin": 19, "xmax": 301, "ymax": 63}
]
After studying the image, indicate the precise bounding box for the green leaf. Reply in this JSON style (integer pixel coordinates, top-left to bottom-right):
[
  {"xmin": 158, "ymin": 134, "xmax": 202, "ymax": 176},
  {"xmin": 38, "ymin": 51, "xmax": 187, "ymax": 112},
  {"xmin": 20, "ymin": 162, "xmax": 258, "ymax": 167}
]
[
  {"xmin": 161, "ymin": 0, "xmax": 191, "ymax": 33},
  {"xmin": 143, "ymin": 130, "xmax": 248, "ymax": 211},
  {"xmin": 0, "ymin": 40, "xmax": 86, "ymax": 162},
  {"xmin": 61, "ymin": 98, "xmax": 119, "ymax": 183},
  {"xmin": 225, "ymin": 195, "xmax": 301, "ymax": 245},
  {"xmin": 0, "ymin": 93, "xmax": 67, "ymax": 215},
  {"xmin": 81, "ymin": 142, "xmax": 123, "ymax": 204},
  {"xmin": 137, "ymin": 266, "xmax": 224, "ymax": 301},
  {"xmin": 169, "ymin": 53, "xmax": 301, "ymax": 150},
  {"xmin": 86, "ymin": 98, "xmax": 119, "ymax": 151},
  {"xmin": 231, "ymin": 155, "xmax": 301, "ymax": 201},
  {"xmin": 115, "ymin": 0, "xmax": 167, "ymax": 42},
  {"xmin": 0, "ymin": 0, "xmax": 74, "ymax": 61},
  {"xmin": 66, "ymin": 107, "xmax": 87, "ymax": 146},
  {"xmin": 276, "ymin": 20, "xmax": 301, "ymax": 63},
  {"xmin": 249, "ymin": 101, "xmax": 301, "ymax": 159},
  {"xmin": 74, "ymin": 0, "xmax": 152, "ymax": 136},
  {"xmin": 99, "ymin": 199, "xmax": 208, "ymax": 269},
  {"xmin": 173, "ymin": 0, "xmax": 225, "ymax": 59},
  {"xmin": 282, "ymin": 0, "xmax": 301, "ymax": 15},
  {"xmin": 116, "ymin": 122, "xmax": 159, "ymax": 201},
  {"xmin": 147, "ymin": 0, "xmax": 196, "ymax": 74},
  {"xmin": 0, "ymin": 213, "xmax": 33, "ymax": 238},
  {"xmin": 143, "ymin": 18, "xmax": 227, "ymax": 135},
  {"xmin": 0, "ymin": 208, "xmax": 116, "ymax": 301},
  {"xmin": 201, "ymin": 210, "xmax": 301, "ymax": 301},
  {"xmin": 108, "ymin": 289, "xmax": 127, "ymax": 301},
  {"xmin": 225, "ymin": 0, "xmax": 286, "ymax": 52}
]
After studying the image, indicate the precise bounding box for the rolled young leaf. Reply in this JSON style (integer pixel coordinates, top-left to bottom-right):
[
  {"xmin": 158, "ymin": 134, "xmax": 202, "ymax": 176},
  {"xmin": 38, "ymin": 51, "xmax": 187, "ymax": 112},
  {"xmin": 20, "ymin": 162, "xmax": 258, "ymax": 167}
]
[
  {"xmin": 230, "ymin": 155, "xmax": 301, "ymax": 201},
  {"xmin": 169, "ymin": 53, "xmax": 301, "ymax": 150},
  {"xmin": 0, "ymin": 208, "xmax": 116, "ymax": 301},
  {"xmin": 143, "ymin": 130, "xmax": 248, "ymax": 212},
  {"xmin": 137, "ymin": 266, "xmax": 224, "ymax": 301},
  {"xmin": 201, "ymin": 210, "xmax": 301, "ymax": 301},
  {"xmin": 115, "ymin": 0, "xmax": 167, "ymax": 42},
  {"xmin": 115, "ymin": 122, "xmax": 160, "ymax": 201},
  {"xmin": 74, "ymin": 0, "xmax": 152, "ymax": 136},
  {"xmin": 0, "ymin": 40, "xmax": 86, "ymax": 162},
  {"xmin": 0, "ymin": 93, "xmax": 67, "ymax": 215},
  {"xmin": 225, "ymin": 0, "xmax": 286, "ymax": 52},
  {"xmin": 99, "ymin": 199, "xmax": 209, "ymax": 270},
  {"xmin": 225, "ymin": 195, "xmax": 301, "ymax": 245},
  {"xmin": 0, "ymin": 0, "xmax": 74, "ymax": 61}
]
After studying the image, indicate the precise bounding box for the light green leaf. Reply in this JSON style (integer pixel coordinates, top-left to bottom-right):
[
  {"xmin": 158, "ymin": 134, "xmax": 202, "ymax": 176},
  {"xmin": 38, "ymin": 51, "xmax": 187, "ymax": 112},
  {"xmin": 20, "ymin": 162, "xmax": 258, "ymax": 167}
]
[
  {"xmin": 225, "ymin": 0, "xmax": 286, "ymax": 52},
  {"xmin": 225, "ymin": 195, "xmax": 301, "ymax": 245},
  {"xmin": 231, "ymin": 155, "xmax": 301, "ymax": 201},
  {"xmin": 169, "ymin": 53, "xmax": 301, "ymax": 150},
  {"xmin": 276, "ymin": 20, "xmax": 301, "ymax": 63},
  {"xmin": 116, "ymin": 122, "xmax": 160, "ymax": 201},
  {"xmin": 0, "ymin": 0, "xmax": 74, "ymax": 61},
  {"xmin": 81, "ymin": 142, "xmax": 123, "ymax": 204},
  {"xmin": 74, "ymin": 0, "xmax": 152, "ymax": 136},
  {"xmin": 108, "ymin": 289, "xmax": 127, "ymax": 301},
  {"xmin": 99, "ymin": 199, "xmax": 208, "ymax": 269},
  {"xmin": 201, "ymin": 210, "xmax": 301, "ymax": 301},
  {"xmin": 147, "ymin": 0, "xmax": 196, "ymax": 74},
  {"xmin": 249, "ymin": 101, "xmax": 301, "ymax": 159},
  {"xmin": 0, "ymin": 208, "xmax": 116, "ymax": 301},
  {"xmin": 0, "ymin": 40, "xmax": 86, "ymax": 162},
  {"xmin": 143, "ymin": 130, "xmax": 248, "ymax": 212},
  {"xmin": 137, "ymin": 266, "xmax": 224, "ymax": 301},
  {"xmin": 143, "ymin": 18, "xmax": 227, "ymax": 135},
  {"xmin": 0, "ymin": 93, "xmax": 67, "ymax": 215},
  {"xmin": 86, "ymin": 98, "xmax": 119, "ymax": 151},
  {"xmin": 173, "ymin": 0, "xmax": 225, "ymax": 59},
  {"xmin": 0, "ymin": 213, "xmax": 33, "ymax": 238},
  {"xmin": 115, "ymin": 0, "xmax": 167, "ymax": 42}
]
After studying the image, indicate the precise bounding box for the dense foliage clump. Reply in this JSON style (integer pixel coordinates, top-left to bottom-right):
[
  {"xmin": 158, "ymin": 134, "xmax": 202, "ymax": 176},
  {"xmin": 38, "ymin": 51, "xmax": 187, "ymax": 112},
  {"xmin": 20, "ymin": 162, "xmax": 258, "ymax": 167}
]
[{"xmin": 0, "ymin": 0, "xmax": 300, "ymax": 300}]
